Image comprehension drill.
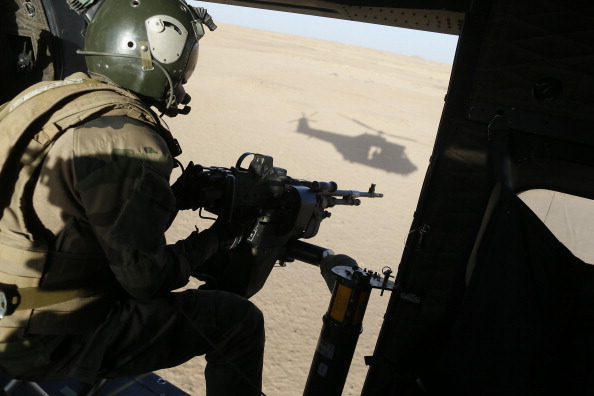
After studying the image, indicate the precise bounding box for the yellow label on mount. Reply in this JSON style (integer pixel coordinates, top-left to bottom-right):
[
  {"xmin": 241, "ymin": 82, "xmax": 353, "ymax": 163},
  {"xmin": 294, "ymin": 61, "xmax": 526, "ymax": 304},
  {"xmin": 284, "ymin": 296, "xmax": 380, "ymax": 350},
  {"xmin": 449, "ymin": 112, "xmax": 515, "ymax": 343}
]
[{"xmin": 329, "ymin": 283, "xmax": 352, "ymax": 323}]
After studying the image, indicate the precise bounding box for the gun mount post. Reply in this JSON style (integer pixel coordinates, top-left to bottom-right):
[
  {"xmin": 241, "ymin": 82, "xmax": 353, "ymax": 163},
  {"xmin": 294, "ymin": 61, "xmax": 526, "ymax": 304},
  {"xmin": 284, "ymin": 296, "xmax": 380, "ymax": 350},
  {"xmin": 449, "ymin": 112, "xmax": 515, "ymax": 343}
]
[
  {"xmin": 303, "ymin": 266, "xmax": 396, "ymax": 396},
  {"xmin": 284, "ymin": 240, "xmax": 335, "ymax": 266}
]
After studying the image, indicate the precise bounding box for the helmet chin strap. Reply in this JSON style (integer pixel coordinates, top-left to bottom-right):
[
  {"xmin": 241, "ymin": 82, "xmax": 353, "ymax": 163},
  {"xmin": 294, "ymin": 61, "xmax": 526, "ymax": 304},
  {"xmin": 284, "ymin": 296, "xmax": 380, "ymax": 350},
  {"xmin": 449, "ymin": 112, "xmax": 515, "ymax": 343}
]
[{"xmin": 77, "ymin": 49, "xmax": 188, "ymax": 116}]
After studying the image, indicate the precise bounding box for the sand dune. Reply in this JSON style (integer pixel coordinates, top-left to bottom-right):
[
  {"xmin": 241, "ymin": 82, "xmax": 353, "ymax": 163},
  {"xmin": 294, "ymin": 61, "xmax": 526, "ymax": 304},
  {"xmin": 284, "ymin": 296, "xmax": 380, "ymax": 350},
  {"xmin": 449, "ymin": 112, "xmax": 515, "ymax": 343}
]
[{"xmin": 158, "ymin": 22, "xmax": 453, "ymax": 396}]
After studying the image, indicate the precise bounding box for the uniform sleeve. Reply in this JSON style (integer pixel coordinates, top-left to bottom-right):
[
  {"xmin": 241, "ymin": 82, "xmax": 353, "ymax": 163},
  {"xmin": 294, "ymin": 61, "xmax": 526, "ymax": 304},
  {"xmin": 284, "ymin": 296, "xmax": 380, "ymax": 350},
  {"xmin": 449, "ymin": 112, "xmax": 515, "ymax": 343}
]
[{"xmin": 71, "ymin": 115, "xmax": 218, "ymax": 300}]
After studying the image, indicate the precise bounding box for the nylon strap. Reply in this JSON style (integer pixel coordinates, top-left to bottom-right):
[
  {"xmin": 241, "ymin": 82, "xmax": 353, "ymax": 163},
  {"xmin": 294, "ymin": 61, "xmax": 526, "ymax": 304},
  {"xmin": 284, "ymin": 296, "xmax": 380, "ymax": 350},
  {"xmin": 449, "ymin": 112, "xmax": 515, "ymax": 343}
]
[{"xmin": 12, "ymin": 286, "xmax": 99, "ymax": 311}]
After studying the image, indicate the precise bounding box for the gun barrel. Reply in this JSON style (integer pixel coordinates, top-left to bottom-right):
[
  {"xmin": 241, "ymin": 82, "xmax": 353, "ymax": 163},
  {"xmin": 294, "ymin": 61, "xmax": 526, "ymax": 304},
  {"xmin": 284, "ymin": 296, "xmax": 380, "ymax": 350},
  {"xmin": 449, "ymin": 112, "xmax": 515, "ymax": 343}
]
[{"xmin": 319, "ymin": 190, "xmax": 384, "ymax": 198}]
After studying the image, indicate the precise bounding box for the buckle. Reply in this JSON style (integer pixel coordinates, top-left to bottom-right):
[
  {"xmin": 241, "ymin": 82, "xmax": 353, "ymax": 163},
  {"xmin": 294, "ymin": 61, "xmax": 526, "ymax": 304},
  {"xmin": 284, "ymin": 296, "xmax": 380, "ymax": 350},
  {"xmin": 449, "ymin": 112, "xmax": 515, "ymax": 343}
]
[
  {"xmin": 0, "ymin": 290, "xmax": 6, "ymax": 319},
  {"xmin": 0, "ymin": 286, "xmax": 19, "ymax": 319}
]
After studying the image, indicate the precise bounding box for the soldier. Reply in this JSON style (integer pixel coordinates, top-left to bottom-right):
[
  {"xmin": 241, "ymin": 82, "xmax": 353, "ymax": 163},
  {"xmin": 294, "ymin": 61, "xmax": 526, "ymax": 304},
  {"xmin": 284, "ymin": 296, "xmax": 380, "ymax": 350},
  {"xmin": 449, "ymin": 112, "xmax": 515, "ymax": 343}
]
[{"xmin": 0, "ymin": 1, "xmax": 264, "ymax": 395}]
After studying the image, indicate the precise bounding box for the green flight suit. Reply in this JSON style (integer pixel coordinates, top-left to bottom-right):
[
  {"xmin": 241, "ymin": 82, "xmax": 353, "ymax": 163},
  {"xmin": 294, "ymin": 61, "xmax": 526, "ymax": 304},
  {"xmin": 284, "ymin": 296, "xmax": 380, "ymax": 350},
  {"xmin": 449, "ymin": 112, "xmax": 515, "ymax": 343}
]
[{"xmin": 0, "ymin": 75, "xmax": 264, "ymax": 395}]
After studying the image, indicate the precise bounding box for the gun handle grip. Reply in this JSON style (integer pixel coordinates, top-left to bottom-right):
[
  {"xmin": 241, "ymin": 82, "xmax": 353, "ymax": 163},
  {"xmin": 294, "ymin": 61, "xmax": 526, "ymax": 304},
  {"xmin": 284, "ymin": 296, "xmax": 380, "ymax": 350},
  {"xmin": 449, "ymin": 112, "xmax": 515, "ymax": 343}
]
[{"xmin": 220, "ymin": 174, "xmax": 235, "ymax": 221}]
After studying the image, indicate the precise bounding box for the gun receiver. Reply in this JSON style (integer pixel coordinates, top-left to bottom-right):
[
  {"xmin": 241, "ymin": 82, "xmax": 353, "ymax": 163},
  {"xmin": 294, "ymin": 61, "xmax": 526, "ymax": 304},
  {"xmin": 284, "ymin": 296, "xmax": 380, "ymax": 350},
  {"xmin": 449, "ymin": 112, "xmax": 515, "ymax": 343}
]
[{"xmin": 178, "ymin": 153, "xmax": 383, "ymax": 297}]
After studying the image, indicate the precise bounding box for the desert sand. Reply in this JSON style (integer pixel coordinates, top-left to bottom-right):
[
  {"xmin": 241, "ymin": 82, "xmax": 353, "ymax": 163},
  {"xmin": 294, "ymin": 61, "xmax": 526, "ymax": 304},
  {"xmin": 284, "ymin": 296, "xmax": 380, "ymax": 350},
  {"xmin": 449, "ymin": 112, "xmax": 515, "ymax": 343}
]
[{"xmin": 157, "ymin": 22, "xmax": 453, "ymax": 395}]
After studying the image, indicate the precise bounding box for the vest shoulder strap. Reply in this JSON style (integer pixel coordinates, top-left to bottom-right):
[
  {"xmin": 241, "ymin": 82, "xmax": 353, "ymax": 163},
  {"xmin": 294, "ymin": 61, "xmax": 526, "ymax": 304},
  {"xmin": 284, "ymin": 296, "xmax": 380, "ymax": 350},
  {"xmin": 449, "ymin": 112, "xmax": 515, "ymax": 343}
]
[
  {"xmin": 0, "ymin": 73, "xmax": 168, "ymax": 243},
  {"xmin": 0, "ymin": 73, "xmax": 163, "ymax": 165}
]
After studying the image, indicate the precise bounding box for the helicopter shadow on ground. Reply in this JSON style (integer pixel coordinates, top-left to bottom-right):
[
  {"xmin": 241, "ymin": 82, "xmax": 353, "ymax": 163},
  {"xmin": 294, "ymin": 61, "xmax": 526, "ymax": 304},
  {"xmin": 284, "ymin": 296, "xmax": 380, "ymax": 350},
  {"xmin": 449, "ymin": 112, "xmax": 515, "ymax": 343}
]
[{"xmin": 294, "ymin": 114, "xmax": 418, "ymax": 175}]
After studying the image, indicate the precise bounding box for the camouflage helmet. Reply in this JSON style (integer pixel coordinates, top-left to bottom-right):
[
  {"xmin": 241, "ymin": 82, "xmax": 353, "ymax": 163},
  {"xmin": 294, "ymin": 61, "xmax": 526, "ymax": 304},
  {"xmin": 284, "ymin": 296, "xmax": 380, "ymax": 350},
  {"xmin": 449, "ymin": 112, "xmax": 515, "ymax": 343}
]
[{"xmin": 80, "ymin": 0, "xmax": 216, "ymax": 116}]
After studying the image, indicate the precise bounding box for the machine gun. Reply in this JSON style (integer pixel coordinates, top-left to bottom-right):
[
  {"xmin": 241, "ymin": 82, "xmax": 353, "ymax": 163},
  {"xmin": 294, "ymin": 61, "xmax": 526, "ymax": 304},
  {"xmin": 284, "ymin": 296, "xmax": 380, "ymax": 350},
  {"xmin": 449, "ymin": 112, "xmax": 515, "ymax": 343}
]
[{"xmin": 175, "ymin": 152, "xmax": 383, "ymax": 297}]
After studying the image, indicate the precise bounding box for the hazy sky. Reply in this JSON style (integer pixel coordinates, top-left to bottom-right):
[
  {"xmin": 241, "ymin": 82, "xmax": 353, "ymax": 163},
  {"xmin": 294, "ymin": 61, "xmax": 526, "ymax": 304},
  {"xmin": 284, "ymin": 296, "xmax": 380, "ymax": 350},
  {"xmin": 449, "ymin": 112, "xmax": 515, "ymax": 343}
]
[{"xmin": 197, "ymin": 1, "xmax": 460, "ymax": 64}]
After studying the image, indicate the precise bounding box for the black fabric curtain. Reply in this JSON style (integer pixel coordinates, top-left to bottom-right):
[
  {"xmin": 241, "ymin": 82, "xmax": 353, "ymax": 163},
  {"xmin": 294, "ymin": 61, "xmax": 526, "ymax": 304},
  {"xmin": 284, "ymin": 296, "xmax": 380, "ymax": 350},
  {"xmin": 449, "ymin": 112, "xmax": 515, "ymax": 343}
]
[{"xmin": 432, "ymin": 193, "xmax": 594, "ymax": 395}]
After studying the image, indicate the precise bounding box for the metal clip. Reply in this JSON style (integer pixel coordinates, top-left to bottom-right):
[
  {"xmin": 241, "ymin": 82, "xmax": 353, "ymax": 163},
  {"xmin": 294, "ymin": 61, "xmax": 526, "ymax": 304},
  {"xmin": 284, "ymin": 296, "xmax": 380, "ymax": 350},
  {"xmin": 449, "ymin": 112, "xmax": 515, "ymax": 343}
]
[
  {"xmin": 138, "ymin": 41, "xmax": 154, "ymax": 71},
  {"xmin": 24, "ymin": 0, "xmax": 36, "ymax": 16}
]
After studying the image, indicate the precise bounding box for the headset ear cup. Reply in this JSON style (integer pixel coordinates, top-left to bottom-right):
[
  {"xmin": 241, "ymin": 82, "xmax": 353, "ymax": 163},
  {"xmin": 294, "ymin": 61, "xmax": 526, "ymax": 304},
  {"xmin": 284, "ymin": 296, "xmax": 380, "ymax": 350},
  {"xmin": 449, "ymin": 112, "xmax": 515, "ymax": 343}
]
[
  {"xmin": 181, "ymin": 93, "xmax": 191, "ymax": 105},
  {"xmin": 174, "ymin": 84, "xmax": 191, "ymax": 105}
]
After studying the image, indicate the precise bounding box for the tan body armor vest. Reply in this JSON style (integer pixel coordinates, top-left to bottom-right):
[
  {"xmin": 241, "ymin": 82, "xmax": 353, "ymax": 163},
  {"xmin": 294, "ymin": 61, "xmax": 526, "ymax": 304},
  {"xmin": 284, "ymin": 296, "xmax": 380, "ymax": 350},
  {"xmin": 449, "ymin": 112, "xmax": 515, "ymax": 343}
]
[{"xmin": 0, "ymin": 73, "xmax": 172, "ymax": 341}]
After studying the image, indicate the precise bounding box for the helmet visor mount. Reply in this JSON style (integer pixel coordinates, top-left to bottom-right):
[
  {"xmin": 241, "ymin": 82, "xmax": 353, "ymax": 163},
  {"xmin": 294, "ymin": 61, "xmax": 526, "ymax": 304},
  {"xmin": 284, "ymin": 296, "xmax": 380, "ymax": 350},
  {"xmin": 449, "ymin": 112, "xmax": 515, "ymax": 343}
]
[
  {"xmin": 145, "ymin": 15, "xmax": 188, "ymax": 64},
  {"xmin": 146, "ymin": 14, "xmax": 201, "ymax": 115}
]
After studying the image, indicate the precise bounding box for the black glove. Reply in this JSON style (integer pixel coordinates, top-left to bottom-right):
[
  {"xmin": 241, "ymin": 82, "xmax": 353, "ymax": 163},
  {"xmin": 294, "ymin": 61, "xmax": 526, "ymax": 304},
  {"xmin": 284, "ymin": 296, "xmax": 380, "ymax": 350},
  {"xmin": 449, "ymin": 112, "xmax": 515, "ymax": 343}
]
[
  {"xmin": 210, "ymin": 217, "xmax": 254, "ymax": 250},
  {"xmin": 192, "ymin": 219, "xmax": 254, "ymax": 291},
  {"xmin": 320, "ymin": 254, "xmax": 358, "ymax": 292},
  {"xmin": 171, "ymin": 162, "xmax": 207, "ymax": 210}
]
